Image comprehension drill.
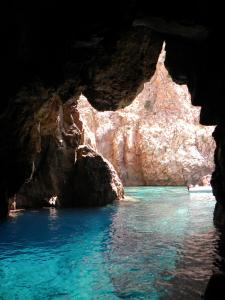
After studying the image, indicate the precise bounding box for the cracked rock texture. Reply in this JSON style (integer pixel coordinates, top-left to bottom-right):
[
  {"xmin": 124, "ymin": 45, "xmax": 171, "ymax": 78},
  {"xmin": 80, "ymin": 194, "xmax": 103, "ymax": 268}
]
[{"xmin": 78, "ymin": 48, "xmax": 215, "ymax": 186}]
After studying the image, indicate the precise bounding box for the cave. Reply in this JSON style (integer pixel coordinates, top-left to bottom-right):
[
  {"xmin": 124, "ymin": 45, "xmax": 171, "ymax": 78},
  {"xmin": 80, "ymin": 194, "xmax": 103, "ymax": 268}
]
[
  {"xmin": 77, "ymin": 46, "xmax": 215, "ymax": 187},
  {"xmin": 1, "ymin": 2, "xmax": 225, "ymax": 298},
  {"xmin": 1, "ymin": 2, "xmax": 225, "ymax": 218}
]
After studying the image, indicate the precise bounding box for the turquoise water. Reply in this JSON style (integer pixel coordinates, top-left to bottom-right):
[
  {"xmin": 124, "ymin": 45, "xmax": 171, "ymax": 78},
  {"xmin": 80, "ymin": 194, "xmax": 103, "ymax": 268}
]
[{"xmin": 0, "ymin": 187, "xmax": 218, "ymax": 299}]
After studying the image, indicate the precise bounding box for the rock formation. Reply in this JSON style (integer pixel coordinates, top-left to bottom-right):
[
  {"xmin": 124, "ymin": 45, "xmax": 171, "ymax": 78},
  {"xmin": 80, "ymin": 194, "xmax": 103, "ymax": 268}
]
[
  {"xmin": 1, "ymin": 3, "xmax": 225, "ymax": 225},
  {"xmin": 16, "ymin": 95, "xmax": 82, "ymax": 208},
  {"xmin": 16, "ymin": 98, "xmax": 123, "ymax": 208},
  {"xmin": 3, "ymin": 5, "xmax": 225, "ymax": 299},
  {"xmin": 61, "ymin": 145, "xmax": 124, "ymax": 207},
  {"xmin": 211, "ymin": 126, "xmax": 225, "ymax": 225},
  {"xmin": 78, "ymin": 48, "xmax": 215, "ymax": 186},
  {"xmin": 0, "ymin": 4, "xmax": 163, "ymax": 217}
]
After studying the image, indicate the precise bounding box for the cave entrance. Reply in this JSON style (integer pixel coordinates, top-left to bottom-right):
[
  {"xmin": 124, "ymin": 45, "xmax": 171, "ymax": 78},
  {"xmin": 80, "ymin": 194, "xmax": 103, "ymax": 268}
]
[{"xmin": 78, "ymin": 45, "xmax": 215, "ymax": 187}]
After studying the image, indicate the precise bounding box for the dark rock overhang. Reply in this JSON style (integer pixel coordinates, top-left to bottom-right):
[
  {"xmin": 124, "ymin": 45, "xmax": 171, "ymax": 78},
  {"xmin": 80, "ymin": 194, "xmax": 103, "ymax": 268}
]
[{"xmin": 1, "ymin": 2, "xmax": 225, "ymax": 219}]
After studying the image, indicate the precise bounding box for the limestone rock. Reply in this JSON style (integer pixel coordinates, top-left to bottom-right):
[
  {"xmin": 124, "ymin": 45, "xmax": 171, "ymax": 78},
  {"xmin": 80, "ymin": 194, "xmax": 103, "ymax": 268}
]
[
  {"xmin": 17, "ymin": 96, "xmax": 83, "ymax": 208},
  {"xmin": 61, "ymin": 145, "xmax": 124, "ymax": 207},
  {"xmin": 16, "ymin": 94, "xmax": 124, "ymax": 209},
  {"xmin": 78, "ymin": 47, "xmax": 215, "ymax": 186}
]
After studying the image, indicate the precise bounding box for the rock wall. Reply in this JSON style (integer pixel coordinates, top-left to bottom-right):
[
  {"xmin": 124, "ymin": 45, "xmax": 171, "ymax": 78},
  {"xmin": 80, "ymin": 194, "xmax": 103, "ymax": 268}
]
[
  {"xmin": 1, "ymin": 4, "xmax": 225, "ymax": 220},
  {"xmin": 0, "ymin": 7, "xmax": 163, "ymax": 217},
  {"xmin": 61, "ymin": 145, "xmax": 124, "ymax": 207},
  {"xmin": 17, "ymin": 95, "xmax": 83, "ymax": 208},
  {"xmin": 211, "ymin": 126, "xmax": 225, "ymax": 225},
  {"xmin": 78, "ymin": 48, "xmax": 215, "ymax": 186},
  {"xmin": 17, "ymin": 97, "xmax": 124, "ymax": 209}
]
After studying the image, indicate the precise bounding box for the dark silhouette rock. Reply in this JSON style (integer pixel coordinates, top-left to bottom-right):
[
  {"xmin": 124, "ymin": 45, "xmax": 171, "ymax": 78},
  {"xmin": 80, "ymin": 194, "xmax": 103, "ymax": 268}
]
[
  {"xmin": 204, "ymin": 274, "xmax": 225, "ymax": 300},
  {"xmin": 0, "ymin": 3, "xmax": 162, "ymax": 217},
  {"xmin": 61, "ymin": 145, "xmax": 124, "ymax": 207},
  {"xmin": 211, "ymin": 125, "xmax": 225, "ymax": 225},
  {"xmin": 17, "ymin": 96, "xmax": 83, "ymax": 208}
]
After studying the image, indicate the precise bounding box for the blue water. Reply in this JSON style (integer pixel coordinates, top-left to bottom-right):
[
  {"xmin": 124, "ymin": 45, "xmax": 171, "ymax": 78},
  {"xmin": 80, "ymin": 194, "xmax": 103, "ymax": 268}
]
[{"xmin": 0, "ymin": 187, "xmax": 219, "ymax": 300}]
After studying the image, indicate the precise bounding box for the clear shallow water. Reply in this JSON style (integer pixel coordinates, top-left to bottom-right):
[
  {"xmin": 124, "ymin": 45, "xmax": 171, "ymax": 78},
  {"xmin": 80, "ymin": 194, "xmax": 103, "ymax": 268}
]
[{"xmin": 0, "ymin": 187, "xmax": 219, "ymax": 300}]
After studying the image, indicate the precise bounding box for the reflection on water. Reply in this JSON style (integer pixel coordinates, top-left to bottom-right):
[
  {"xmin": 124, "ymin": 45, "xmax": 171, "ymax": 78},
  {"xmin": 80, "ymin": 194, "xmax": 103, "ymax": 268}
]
[
  {"xmin": 107, "ymin": 188, "xmax": 219, "ymax": 299},
  {"xmin": 189, "ymin": 192, "xmax": 214, "ymax": 202},
  {"xmin": 49, "ymin": 207, "xmax": 58, "ymax": 220},
  {"xmin": 0, "ymin": 187, "xmax": 222, "ymax": 299}
]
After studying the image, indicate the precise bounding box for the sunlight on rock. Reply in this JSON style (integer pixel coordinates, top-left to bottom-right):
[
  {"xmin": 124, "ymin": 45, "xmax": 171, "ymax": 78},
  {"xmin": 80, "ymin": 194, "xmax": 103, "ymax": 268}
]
[{"xmin": 78, "ymin": 46, "xmax": 215, "ymax": 186}]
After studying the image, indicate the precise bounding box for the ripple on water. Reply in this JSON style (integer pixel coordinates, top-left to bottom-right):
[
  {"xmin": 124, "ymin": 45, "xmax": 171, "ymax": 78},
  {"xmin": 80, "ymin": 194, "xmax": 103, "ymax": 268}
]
[{"xmin": 0, "ymin": 187, "xmax": 220, "ymax": 299}]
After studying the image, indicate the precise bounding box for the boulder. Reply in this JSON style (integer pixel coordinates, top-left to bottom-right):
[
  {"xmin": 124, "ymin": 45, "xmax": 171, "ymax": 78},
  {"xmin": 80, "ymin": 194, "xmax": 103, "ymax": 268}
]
[{"xmin": 61, "ymin": 145, "xmax": 124, "ymax": 207}]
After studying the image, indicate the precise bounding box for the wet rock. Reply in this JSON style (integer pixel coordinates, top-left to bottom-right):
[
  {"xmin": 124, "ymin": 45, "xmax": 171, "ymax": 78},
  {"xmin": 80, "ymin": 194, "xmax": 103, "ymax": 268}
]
[{"xmin": 61, "ymin": 145, "xmax": 124, "ymax": 207}]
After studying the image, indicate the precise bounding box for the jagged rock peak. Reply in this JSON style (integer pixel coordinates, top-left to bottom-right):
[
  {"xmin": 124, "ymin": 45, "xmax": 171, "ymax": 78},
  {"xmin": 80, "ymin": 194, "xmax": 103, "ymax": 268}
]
[{"xmin": 78, "ymin": 46, "xmax": 215, "ymax": 186}]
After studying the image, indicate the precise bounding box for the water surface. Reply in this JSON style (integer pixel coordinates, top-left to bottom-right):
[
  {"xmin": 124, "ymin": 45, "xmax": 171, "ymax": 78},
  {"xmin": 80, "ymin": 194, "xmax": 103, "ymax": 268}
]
[{"xmin": 0, "ymin": 187, "xmax": 218, "ymax": 299}]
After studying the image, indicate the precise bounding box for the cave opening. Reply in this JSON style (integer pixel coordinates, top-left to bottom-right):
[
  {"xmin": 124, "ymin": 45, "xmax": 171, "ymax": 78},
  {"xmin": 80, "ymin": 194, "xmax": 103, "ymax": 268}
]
[
  {"xmin": 1, "ymin": 5, "xmax": 225, "ymax": 299},
  {"xmin": 78, "ymin": 44, "xmax": 216, "ymax": 188},
  {"xmin": 8, "ymin": 44, "xmax": 216, "ymax": 211},
  {"xmin": 1, "ymin": 42, "xmax": 221, "ymax": 300}
]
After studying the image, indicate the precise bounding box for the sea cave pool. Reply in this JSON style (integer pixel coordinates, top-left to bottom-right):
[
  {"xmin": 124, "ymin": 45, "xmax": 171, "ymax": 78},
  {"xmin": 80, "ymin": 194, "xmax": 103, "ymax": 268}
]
[{"xmin": 0, "ymin": 187, "xmax": 220, "ymax": 299}]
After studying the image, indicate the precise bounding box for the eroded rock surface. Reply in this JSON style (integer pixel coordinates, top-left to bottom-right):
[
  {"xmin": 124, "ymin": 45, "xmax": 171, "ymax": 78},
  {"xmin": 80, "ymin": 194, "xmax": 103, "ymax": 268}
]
[
  {"xmin": 17, "ymin": 96, "xmax": 82, "ymax": 208},
  {"xmin": 16, "ymin": 97, "xmax": 123, "ymax": 208},
  {"xmin": 84, "ymin": 28, "xmax": 163, "ymax": 111},
  {"xmin": 61, "ymin": 145, "xmax": 124, "ymax": 207},
  {"xmin": 78, "ymin": 48, "xmax": 215, "ymax": 186}
]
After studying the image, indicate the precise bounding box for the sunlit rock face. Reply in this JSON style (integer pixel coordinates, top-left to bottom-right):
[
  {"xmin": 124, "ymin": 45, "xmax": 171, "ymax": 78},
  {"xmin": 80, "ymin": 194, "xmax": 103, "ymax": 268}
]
[
  {"xmin": 61, "ymin": 145, "xmax": 124, "ymax": 207},
  {"xmin": 78, "ymin": 48, "xmax": 215, "ymax": 186}
]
